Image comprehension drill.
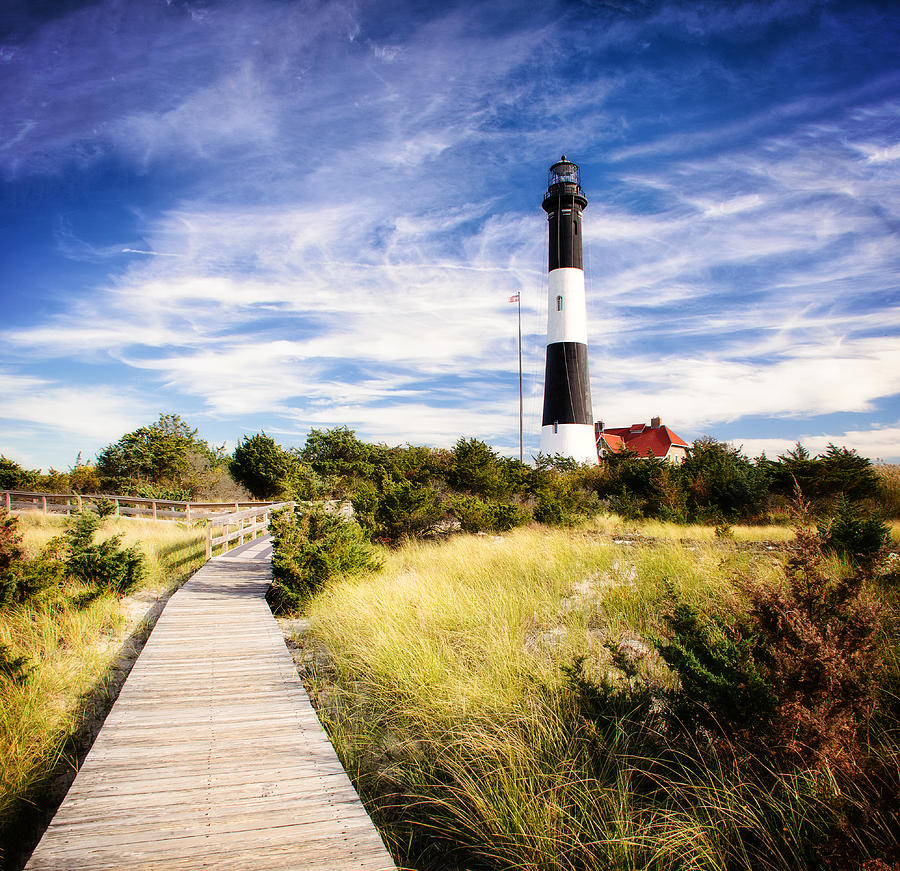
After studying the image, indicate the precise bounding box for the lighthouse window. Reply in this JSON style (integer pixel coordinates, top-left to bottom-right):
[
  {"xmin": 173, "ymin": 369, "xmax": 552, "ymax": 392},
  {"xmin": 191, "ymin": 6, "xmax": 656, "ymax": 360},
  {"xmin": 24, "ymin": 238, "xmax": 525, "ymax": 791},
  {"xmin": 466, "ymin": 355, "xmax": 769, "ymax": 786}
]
[
  {"xmin": 556, "ymin": 295, "xmax": 563, "ymax": 311},
  {"xmin": 553, "ymin": 421, "xmax": 559, "ymax": 433}
]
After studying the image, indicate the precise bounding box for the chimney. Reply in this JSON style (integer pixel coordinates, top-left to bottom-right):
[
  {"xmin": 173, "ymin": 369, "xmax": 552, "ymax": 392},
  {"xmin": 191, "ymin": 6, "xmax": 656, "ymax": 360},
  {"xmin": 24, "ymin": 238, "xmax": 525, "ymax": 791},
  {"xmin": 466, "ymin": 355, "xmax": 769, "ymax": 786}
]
[{"xmin": 651, "ymin": 416, "xmax": 661, "ymax": 429}]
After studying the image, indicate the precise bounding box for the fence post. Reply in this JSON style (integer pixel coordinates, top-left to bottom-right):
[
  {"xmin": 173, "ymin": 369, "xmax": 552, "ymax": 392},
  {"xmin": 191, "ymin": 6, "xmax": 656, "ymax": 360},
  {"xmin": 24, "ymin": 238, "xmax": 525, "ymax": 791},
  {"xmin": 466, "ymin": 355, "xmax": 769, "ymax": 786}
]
[
  {"xmin": 76, "ymin": 494, "xmax": 82, "ymax": 513},
  {"xmin": 115, "ymin": 498, "xmax": 120, "ymax": 517},
  {"xmin": 4, "ymin": 492, "xmax": 9, "ymax": 512},
  {"xmin": 186, "ymin": 504, "xmax": 192, "ymax": 523},
  {"xmin": 206, "ymin": 523, "xmax": 212, "ymax": 560},
  {"xmin": 41, "ymin": 495, "xmax": 47, "ymax": 514},
  {"xmin": 152, "ymin": 500, "xmax": 158, "ymax": 520}
]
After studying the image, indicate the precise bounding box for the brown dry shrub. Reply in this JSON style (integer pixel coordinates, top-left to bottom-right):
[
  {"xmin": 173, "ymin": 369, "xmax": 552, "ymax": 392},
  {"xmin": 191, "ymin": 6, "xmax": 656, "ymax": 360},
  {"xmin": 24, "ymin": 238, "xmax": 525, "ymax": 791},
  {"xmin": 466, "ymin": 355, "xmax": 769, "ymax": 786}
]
[{"xmin": 743, "ymin": 524, "xmax": 881, "ymax": 773}]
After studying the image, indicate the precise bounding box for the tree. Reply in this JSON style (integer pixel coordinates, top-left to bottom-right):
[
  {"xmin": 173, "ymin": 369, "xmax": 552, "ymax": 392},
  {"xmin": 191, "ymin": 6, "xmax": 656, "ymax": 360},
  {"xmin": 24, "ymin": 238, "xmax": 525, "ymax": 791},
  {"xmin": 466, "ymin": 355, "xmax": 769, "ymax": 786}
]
[
  {"xmin": 679, "ymin": 438, "xmax": 769, "ymax": 522},
  {"xmin": 447, "ymin": 438, "xmax": 513, "ymax": 500},
  {"xmin": 594, "ymin": 447, "xmax": 679, "ymax": 520},
  {"xmin": 300, "ymin": 427, "xmax": 375, "ymax": 484},
  {"xmin": 818, "ymin": 444, "xmax": 879, "ymax": 502},
  {"xmin": 230, "ymin": 433, "xmax": 319, "ymax": 500},
  {"xmin": 0, "ymin": 456, "xmax": 39, "ymax": 491},
  {"xmin": 68, "ymin": 454, "xmax": 101, "ymax": 494},
  {"xmin": 770, "ymin": 443, "xmax": 879, "ymax": 507},
  {"xmin": 96, "ymin": 414, "xmax": 227, "ymax": 499}
]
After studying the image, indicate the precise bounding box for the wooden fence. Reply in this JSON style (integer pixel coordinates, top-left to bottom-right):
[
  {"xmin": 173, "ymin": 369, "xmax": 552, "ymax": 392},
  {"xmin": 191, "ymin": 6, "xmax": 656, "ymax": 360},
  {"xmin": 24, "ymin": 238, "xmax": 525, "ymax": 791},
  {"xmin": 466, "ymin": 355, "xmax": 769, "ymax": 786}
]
[
  {"xmin": 2, "ymin": 490, "xmax": 279, "ymax": 522},
  {"xmin": 205, "ymin": 502, "xmax": 294, "ymax": 559},
  {"xmin": 4, "ymin": 491, "xmax": 351, "ymax": 563}
]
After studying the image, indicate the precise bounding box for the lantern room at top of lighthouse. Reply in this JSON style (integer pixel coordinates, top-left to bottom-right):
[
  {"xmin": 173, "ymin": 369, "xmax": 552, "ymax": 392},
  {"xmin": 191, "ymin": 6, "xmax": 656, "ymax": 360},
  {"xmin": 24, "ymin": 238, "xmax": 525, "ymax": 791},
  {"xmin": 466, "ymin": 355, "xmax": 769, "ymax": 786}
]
[{"xmin": 542, "ymin": 155, "xmax": 588, "ymax": 212}]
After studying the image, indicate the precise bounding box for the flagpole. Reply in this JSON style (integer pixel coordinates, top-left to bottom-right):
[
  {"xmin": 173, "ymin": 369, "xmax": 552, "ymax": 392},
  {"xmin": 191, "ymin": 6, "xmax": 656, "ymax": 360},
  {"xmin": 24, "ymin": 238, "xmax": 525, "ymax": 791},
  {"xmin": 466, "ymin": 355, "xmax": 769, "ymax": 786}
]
[{"xmin": 517, "ymin": 291, "xmax": 523, "ymax": 463}]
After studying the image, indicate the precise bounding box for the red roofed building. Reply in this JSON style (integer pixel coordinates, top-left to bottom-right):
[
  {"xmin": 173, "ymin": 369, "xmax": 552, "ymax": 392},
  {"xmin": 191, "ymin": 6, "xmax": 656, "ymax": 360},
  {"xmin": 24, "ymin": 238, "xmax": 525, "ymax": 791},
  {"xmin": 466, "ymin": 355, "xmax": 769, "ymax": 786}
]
[{"xmin": 595, "ymin": 417, "xmax": 690, "ymax": 464}]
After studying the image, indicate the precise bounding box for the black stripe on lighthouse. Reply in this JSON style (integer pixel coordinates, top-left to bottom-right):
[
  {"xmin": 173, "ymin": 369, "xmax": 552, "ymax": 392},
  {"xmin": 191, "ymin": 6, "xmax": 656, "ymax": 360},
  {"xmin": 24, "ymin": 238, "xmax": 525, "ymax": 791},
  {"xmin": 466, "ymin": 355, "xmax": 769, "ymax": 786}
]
[
  {"xmin": 542, "ymin": 341, "xmax": 593, "ymax": 426},
  {"xmin": 547, "ymin": 205, "xmax": 583, "ymax": 270}
]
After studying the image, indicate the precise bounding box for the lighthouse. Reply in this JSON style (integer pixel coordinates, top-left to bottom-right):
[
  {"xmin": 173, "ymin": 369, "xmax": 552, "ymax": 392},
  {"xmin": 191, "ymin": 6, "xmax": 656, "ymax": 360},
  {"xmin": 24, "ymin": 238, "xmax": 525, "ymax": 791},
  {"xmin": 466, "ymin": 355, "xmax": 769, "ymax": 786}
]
[{"xmin": 539, "ymin": 156, "xmax": 598, "ymax": 464}]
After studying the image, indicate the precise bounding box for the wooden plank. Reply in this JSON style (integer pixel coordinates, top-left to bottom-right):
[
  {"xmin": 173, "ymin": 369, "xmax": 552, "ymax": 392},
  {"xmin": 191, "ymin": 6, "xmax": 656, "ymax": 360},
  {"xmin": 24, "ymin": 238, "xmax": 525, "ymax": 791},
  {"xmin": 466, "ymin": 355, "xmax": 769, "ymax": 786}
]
[{"xmin": 25, "ymin": 537, "xmax": 397, "ymax": 871}]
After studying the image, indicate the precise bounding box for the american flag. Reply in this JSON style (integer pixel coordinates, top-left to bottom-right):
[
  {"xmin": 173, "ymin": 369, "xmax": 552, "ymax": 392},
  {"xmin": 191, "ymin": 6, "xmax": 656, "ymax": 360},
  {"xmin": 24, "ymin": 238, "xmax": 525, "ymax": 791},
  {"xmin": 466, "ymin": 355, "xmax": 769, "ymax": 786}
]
[{"xmin": 508, "ymin": 292, "xmax": 520, "ymax": 303}]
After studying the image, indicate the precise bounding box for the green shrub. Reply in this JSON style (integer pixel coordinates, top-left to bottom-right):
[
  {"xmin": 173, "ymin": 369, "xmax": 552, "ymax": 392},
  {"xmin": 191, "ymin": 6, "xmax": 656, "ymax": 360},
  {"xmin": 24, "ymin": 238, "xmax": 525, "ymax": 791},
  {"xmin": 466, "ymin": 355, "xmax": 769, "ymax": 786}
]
[
  {"xmin": 0, "ymin": 456, "xmax": 39, "ymax": 491},
  {"xmin": 361, "ymin": 476, "xmax": 445, "ymax": 545},
  {"xmin": 819, "ymin": 498, "xmax": 890, "ymax": 572},
  {"xmin": 657, "ymin": 599, "xmax": 775, "ymax": 733},
  {"xmin": 0, "ymin": 511, "xmax": 25, "ymax": 606},
  {"xmin": 656, "ymin": 522, "xmax": 884, "ymax": 774},
  {"xmin": 269, "ymin": 506, "xmax": 381, "ymax": 612},
  {"xmin": 770, "ymin": 443, "xmax": 880, "ymax": 508},
  {"xmin": 300, "ymin": 426, "xmax": 376, "ymax": 488},
  {"xmin": 448, "ymin": 495, "xmax": 529, "ymax": 533},
  {"xmin": 594, "ymin": 448, "xmax": 683, "ymax": 520},
  {"xmin": 125, "ymin": 482, "xmax": 192, "ymax": 502},
  {"xmin": 64, "ymin": 512, "xmax": 145, "ymax": 595},
  {"xmin": 447, "ymin": 438, "xmax": 515, "ymax": 500},
  {"xmin": 92, "ymin": 496, "xmax": 117, "ymax": 518},
  {"xmin": 679, "ymin": 437, "xmax": 769, "ymax": 522},
  {"xmin": 97, "ymin": 413, "xmax": 227, "ymax": 499},
  {"xmin": 1, "ymin": 511, "xmax": 68, "ymax": 606},
  {"xmin": 230, "ymin": 431, "xmax": 320, "ymax": 500},
  {"xmin": 531, "ymin": 470, "xmax": 598, "ymax": 527}
]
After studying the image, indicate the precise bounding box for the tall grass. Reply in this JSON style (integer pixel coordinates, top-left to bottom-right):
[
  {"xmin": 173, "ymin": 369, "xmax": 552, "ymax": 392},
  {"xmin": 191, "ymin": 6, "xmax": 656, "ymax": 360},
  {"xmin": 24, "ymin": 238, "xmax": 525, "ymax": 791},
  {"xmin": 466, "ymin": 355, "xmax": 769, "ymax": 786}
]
[
  {"xmin": 875, "ymin": 463, "xmax": 900, "ymax": 518},
  {"xmin": 301, "ymin": 525, "xmax": 830, "ymax": 870},
  {"xmin": 0, "ymin": 513, "xmax": 205, "ymax": 867},
  {"xmin": 583, "ymin": 513, "xmax": 795, "ymax": 543},
  {"xmin": 298, "ymin": 522, "xmax": 898, "ymax": 870}
]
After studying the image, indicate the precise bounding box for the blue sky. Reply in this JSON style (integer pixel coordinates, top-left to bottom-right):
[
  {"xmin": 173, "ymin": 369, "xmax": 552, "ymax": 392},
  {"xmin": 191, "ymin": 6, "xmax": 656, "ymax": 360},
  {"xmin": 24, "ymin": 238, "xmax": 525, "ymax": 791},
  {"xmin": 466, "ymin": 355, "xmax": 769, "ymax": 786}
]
[{"xmin": 1, "ymin": 0, "xmax": 899, "ymax": 470}]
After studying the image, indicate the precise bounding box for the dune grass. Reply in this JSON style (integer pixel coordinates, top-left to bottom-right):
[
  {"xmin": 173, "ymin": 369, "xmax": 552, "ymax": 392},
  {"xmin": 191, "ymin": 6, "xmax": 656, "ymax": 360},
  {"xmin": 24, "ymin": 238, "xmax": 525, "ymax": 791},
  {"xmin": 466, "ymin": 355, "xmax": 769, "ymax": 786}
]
[
  {"xmin": 0, "ymin": 512, "xmax": 206, "ymax": 866},
  {"xmin": 306, "ymin": 526, "xmax": 778, "ymax": 719},
  {"xmin": 583, "ymin": 512, "xmax": 795, "ymax": 542},
  {"xmin": 297, "ymin": 521, "xmax": 897, "ymax": 871}
]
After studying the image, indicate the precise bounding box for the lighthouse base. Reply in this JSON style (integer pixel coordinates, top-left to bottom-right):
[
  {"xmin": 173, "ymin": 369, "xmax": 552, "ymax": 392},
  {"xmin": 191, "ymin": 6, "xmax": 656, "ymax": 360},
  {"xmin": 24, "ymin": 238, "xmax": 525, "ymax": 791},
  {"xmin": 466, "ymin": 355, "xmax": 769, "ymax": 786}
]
[{"xmin": 539, "ymin": 424, "xmax": 598, "ymax": 465}]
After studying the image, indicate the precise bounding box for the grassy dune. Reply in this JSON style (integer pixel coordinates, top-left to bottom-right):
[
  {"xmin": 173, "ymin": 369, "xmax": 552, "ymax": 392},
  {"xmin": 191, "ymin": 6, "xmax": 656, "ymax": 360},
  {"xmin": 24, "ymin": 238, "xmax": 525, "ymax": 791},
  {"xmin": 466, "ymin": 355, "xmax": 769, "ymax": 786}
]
[
  {"xmin": 306, "ymin": 525, "xmax": 778, "ymax": 721},
  {"xmin": 0, "ymin": 513, "xmax": 206, "ymax": 866},
  {"xmin": 298, "ymin": 521, "xmax": 898, "ymax": 871}
]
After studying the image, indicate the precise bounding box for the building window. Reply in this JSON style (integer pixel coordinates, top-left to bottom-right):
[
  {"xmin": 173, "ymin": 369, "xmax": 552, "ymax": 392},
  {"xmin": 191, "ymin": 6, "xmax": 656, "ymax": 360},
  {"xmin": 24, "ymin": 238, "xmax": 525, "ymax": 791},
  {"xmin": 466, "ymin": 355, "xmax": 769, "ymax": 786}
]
[
  {"xmin": 556, "ymin": 295, "xmax": 563, "ymax": 311},
  {"xmin": 553, "ymin": 421, "xmax": 559, "ymax": 433}
]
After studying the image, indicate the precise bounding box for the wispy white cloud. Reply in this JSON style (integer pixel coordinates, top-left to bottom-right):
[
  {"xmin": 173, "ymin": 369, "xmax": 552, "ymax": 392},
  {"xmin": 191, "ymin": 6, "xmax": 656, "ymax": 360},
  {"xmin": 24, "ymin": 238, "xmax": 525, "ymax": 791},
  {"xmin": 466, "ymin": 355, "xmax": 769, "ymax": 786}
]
[
  {"xmin": 1, "ymin": 0, "xmax": 898, "ymax": 470},
  {"xmin": 592, "ymin": 336, "xmax": 900, "ymax": 432},
  {"xmin": 0, "ymin": 371, "xmax": 150, "ymax": 444}
]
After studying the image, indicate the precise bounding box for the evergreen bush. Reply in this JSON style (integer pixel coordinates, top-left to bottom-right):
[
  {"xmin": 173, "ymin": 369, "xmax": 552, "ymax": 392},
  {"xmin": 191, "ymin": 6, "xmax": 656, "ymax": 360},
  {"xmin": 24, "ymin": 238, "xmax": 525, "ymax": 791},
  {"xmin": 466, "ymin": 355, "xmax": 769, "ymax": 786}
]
[
  {"xmin": 354, "ymin": 476, "xmax": 445, "ymax": 545},
  {"xmin": 818, "ymin": 498, "xmax": 890, "ymax": 572},
  {"xmin": 448, "ymin": 495, "xmax": 529, "ymax": 533},
  {"xmin": 64, "ymin": 512, "xmax": 145, "ymax": 595},
  {"xmin": 657, "ymin": 599, "xmax": 775, "ymax": 732},
  {"xmin": 268, "ymin": 506, "xmax": 380, "ymax": 612}
]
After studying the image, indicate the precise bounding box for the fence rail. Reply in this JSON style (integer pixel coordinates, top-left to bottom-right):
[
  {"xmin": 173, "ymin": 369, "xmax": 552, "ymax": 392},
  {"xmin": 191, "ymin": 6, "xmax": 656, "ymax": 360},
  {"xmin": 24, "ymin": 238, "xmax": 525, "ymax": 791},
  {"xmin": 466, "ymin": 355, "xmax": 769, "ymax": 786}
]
[
  {"xmin": 205, "ymin": 502, "xmax": 294, "ymax": 559},
  {"xmin": 2, "ymin": 490, "xmax": 279, "ymax": 521},
  {"xmin": 4, "ymin": 492, "xmax": 349, "ymax": 564}
]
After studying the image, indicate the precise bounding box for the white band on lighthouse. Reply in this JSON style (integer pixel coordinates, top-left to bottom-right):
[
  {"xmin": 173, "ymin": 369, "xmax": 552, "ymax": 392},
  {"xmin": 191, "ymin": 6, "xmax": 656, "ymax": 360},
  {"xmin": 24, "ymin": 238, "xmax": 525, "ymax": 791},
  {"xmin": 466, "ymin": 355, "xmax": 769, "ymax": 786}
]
[
  {"xmin": 540, "ymin": 422, "xmax": 601, "ymax": 463},
  {"xmin": 546, "ymin": 268, "xmax": 588, "ymax": 345}
]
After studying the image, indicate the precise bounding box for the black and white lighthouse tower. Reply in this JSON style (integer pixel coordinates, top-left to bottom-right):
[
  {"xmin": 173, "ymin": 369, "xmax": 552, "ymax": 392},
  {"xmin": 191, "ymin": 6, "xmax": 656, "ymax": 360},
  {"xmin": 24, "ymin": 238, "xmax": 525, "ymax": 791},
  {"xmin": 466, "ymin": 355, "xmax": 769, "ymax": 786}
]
[{"xmin": 540, "ymin": 156, "xmax": 597, "ymax": 463}]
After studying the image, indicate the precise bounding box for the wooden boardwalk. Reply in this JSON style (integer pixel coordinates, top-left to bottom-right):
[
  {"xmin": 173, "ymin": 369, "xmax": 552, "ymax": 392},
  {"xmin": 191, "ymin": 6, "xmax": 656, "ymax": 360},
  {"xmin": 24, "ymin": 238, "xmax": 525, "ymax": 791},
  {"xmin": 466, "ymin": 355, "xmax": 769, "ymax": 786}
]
[{"xmin": 25, "ymin": 538, "xmax": 397, "ymax": 871}]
